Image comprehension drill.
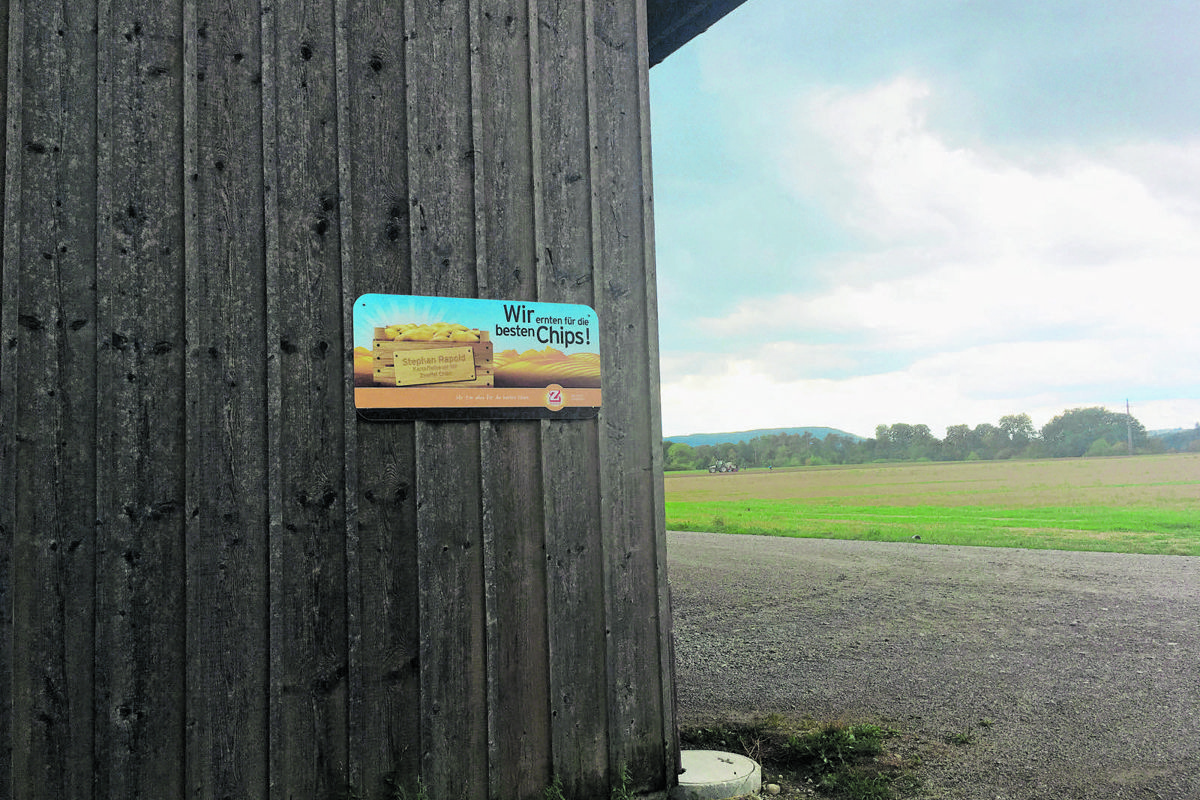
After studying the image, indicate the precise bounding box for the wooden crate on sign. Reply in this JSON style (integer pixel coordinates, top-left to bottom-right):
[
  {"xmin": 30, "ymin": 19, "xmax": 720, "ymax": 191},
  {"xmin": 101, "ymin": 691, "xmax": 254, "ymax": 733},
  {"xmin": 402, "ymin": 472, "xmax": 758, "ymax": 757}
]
[{"xmin": 372, "ymin": 327, "xmax": 494, "ymax": 387}]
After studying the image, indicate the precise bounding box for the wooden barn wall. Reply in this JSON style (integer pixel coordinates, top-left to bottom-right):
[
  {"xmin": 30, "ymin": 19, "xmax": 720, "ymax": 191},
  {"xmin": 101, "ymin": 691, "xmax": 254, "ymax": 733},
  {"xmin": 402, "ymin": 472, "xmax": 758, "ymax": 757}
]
[{"xmin": 0, "ymin": 0, "xmax": 676, "ymax": 797}]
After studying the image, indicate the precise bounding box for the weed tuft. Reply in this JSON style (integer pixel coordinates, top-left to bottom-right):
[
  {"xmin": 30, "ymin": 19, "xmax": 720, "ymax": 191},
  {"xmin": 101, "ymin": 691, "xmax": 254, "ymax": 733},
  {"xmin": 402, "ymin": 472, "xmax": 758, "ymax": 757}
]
[
  {"xmin": 943, "ymin": 729, "xmax": 975, "ymax": 746},
  {"xmin": 682, "ymin": 716, "xmax": 917, "ymax": 800},
  {"xmin": 761, "ymin": 712, "xmax": 788, "ymax": 729},
  {"xmin": 784, "ymin": 724, "xmax": 886, "ymax": 773},
  {"xmin": 610, "ymin": 764, "xmax": 635, "ymax": 800},
  {"xmin": 377, "ymin": 773, "xmax": 430, "ymax": 800},
  {"xmin": 543, "ymin": 775, "xmax": 567, "ymax": 800},
  {"xmin": 542, "ymin": 766, "xmax": 635, "ymax": 800}
]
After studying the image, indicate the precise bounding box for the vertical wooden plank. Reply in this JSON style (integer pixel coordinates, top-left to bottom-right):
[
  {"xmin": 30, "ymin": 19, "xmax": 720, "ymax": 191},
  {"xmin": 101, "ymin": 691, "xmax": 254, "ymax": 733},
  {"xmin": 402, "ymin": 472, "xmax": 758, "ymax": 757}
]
[
  {"xmin": 635, "ymin": 0, "xmax": 681, "ymax": 785},
  {"xmin": 592, "ymin": 0, "xmax": 673, "ymax": 791},
  {"xmin": 183, "ymin": 0, "xmax": 270, "ymax": 795},
  {"xmin": 264, "ymin": 0, "xmax": 350, "ymax": 795},
  {"xmin": 406, "ymin": 0, "xmax": 488, "ymax": 798},
  {"xmin": 0, "ymin": 1, "xmax": 16, "ymax": 796},
  {"xmin": 331, "ymin": 0, "xmax": 361, "ymax": 793},
  {"xmin": 414, "ymin": 422, "xmax": 486, "ymax": 800},
  {"xmin": 260, "ymin": 0, "xmax": 286, "ymax": 787},
  {"xmin": 0, "ymin": 0, "xmax": 6, "ymax": 274},
  {"xmin": 474, "ymin": 1, "xmax": 552, "ymax": 799},
  {"xmin": 93, "ymin": 0, "xmax": 188, "ymax": 796},
  {"xmin": 0, "ymin": 0, "xmax": 7, "ymax": 241},
  {"xmin": 540, "ymin": 419, "xmax": 608, "ymax": 797},
  {"xmin": 339, "ymin": 0, "xmax": 422, "ymax": 795},
  {"xmin": 535, "ymin": 0, "xmax": 610, "ymax": 796},
  {"xmin": 479, "ymin": 419, "xmax": 549, "ymax": 800},
  {"xmin": 4, "ymin": 1, "xmax": 98, "ymax": 797},
  {"xmin": 473, "ymin": 0, "xmax": 537, "ymax": 304}
]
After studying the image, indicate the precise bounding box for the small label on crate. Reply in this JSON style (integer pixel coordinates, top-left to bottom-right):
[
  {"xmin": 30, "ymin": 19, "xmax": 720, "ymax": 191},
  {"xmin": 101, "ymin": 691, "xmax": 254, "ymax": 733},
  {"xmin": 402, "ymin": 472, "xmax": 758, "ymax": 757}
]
[{"xmin": 393, "ymin": 347, "xmax": 476, "ymax": 386}]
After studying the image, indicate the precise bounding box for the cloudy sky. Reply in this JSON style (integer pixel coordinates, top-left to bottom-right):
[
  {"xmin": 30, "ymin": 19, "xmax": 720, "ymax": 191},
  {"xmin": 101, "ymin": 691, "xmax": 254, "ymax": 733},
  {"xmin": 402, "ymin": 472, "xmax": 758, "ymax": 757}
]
[{"xmin": 649, "ymin": 0, "xmax": 1200, "ymax": 440}]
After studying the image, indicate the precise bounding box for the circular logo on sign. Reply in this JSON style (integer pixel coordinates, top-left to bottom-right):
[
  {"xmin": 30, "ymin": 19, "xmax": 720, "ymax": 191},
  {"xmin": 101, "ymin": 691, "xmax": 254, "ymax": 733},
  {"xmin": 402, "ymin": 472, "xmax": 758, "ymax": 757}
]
[{"xmin": 544, "ymin": 384, "xmax": 565, "ymax": 411}]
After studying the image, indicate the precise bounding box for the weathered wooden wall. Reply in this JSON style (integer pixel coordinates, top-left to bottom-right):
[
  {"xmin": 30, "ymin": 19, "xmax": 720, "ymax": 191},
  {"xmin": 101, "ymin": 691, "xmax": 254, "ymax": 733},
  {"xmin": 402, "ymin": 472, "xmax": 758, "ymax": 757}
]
[{"xmin": 0, "ymin": 0, "xmax": 675, "ymax": 797}]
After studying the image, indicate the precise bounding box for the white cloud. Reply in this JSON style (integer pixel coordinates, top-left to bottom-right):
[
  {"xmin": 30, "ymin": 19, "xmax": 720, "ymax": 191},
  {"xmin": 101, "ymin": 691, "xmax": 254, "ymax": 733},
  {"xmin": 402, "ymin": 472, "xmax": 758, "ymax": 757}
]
[
  {"xmin": 660, "ymin": 350, "xmax": 1200, "ymax": 440},
  {"xmin": 657, "ymin": 76, "xmax": 1200, "ymax": 437},
  {"xmin": 793, "ymin": 78, "xmax": 1200, "ymax": 253},
  {"xmin": 660, "ymin": 340, "xmax": 867, "ymax": 381},
  {"xmin": 908, "ymin": 338, "xmax": 1200, "ymax": 395},
  {"xmin": 661, "ymin": 358, "xmax": 992, "ymax": 439},
  {"xmin": 704, "ymin": 246, "xmax": 1200, "ymax": 352},
  {"xmin": 711, "ymin": 80, "xmax": 1198, "ymax": 348}
]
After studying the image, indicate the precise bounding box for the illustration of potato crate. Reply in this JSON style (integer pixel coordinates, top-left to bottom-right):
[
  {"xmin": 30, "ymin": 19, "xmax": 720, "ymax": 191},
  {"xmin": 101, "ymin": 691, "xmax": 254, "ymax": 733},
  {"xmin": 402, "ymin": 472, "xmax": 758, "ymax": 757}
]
[{"xmin": 372, "ymin": 324, "xmax": 493, "ymax": 388}]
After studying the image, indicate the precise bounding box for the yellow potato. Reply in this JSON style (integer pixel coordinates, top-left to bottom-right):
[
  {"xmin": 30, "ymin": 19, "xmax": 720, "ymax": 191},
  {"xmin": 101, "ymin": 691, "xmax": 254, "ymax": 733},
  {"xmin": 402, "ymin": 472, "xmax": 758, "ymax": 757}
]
[
  {"xmin": 388, "ymin": 321, "xmax": 480, "ymax": 342},
  {"xmin": 398, "ymin": 326, "xmax": 434, "ymax": 341}
]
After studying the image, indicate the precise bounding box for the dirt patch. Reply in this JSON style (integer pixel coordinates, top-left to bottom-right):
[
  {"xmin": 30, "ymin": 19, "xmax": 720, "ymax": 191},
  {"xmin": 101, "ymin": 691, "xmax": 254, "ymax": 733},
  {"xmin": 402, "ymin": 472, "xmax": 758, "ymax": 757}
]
[{"xmin": 668, "ymin": 531, "xmax": 1200, "ymax": 799}]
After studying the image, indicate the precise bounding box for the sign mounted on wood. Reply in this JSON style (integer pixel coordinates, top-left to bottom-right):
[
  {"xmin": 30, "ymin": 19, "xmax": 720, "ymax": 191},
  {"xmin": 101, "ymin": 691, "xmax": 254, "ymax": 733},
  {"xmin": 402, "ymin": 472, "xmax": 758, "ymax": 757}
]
[{"xmin": 354, "ymin": 294, "xmax": 602, "ymax": 420}]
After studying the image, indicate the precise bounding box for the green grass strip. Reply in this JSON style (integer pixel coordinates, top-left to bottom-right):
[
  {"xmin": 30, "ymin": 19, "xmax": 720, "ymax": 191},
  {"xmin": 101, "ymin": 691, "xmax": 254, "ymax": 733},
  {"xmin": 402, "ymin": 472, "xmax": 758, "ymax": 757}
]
[{"xmin": 665, "ymin": 500, "xmax": 1200, "ymax": 556}]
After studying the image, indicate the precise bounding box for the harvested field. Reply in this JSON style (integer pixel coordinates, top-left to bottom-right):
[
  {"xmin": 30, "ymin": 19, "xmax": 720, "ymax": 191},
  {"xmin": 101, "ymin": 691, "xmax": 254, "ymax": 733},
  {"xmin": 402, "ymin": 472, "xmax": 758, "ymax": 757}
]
[
  {"xmin": 666, "ymin": 453, "xmax": 1200, "ymax": 506},
  {"xmin": 664, "ymin": 454, "xmax": 1200, "ymax": 555}
]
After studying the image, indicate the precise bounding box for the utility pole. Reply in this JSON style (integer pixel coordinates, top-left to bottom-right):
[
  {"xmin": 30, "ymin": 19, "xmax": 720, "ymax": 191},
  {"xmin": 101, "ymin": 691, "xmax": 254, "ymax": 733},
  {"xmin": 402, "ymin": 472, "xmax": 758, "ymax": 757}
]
[{"xmin": 1126, "ymin": 399, "xmax": 1135, "ymax": 456}]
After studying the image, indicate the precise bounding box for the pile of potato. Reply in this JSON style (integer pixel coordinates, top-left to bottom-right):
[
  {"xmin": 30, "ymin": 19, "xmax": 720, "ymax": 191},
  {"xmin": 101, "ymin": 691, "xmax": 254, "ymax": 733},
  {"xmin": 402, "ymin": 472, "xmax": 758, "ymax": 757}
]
[{"xmin": 383, "ymin": 322, "xmax": 482, "ymax": 342}]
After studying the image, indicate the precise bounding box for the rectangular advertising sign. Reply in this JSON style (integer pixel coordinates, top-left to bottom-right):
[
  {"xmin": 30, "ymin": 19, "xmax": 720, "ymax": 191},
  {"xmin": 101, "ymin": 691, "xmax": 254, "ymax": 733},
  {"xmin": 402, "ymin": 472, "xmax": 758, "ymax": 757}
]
[{"xmin": 354, "ymin": 294, "xmax": 602, "ymax": 420}]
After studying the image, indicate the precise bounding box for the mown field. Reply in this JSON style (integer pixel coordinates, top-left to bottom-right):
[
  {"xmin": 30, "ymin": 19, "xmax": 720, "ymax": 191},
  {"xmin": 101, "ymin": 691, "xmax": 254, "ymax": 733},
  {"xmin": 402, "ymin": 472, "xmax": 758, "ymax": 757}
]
[{"xmin": 664, "ymin": 453, "xmax": 1200, "ymax": 555}]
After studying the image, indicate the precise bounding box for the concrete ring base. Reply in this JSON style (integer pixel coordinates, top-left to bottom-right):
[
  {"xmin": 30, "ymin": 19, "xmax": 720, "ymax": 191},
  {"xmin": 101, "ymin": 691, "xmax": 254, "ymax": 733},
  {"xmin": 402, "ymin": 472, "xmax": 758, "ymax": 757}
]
[{"xmin": 670, "ymin": 750, "xmax": 762, "ymax": 800}]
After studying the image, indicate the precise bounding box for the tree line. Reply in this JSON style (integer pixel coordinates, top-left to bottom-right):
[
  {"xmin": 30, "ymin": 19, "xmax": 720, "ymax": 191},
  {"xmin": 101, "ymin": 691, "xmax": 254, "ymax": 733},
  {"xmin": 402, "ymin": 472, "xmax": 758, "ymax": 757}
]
[{"xmin": 663, "ymin": 407, "xmax": 1200, "ymax": 471}]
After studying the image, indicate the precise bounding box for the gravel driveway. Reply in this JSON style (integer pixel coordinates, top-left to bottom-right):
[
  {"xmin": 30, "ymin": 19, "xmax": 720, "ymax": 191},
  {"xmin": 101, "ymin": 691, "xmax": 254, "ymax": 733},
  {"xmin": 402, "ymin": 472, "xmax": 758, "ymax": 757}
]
[{"xmin": 667, "ymin": 531, "xmax": 1200, "ymax": 799}]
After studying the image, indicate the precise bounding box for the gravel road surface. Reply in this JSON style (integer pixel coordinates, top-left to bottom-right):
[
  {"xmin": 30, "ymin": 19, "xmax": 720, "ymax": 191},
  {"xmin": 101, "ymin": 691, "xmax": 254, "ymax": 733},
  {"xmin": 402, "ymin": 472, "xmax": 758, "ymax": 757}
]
[{"xmin": 667, "ymin": 531, "xmax": 1200, "ymax": 799}]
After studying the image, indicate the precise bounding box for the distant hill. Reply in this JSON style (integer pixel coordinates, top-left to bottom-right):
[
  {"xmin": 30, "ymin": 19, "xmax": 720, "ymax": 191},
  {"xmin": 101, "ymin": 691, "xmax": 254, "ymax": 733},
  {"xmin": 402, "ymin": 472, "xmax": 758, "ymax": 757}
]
[
  {"xmin": 664, "ymin": 426, "xmax": 864, "ymax": 447},
  {"xmin": 1148, "ymin": 426, "xmax": 1200, "ymax": 452}
]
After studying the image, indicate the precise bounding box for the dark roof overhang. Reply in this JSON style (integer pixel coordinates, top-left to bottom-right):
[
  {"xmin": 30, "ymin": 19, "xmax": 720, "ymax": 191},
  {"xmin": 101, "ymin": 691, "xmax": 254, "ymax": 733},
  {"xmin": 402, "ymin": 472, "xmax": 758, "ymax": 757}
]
[{"xmin": 647, "ymin": 0, "xmax": 752, "ymax": 66}]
